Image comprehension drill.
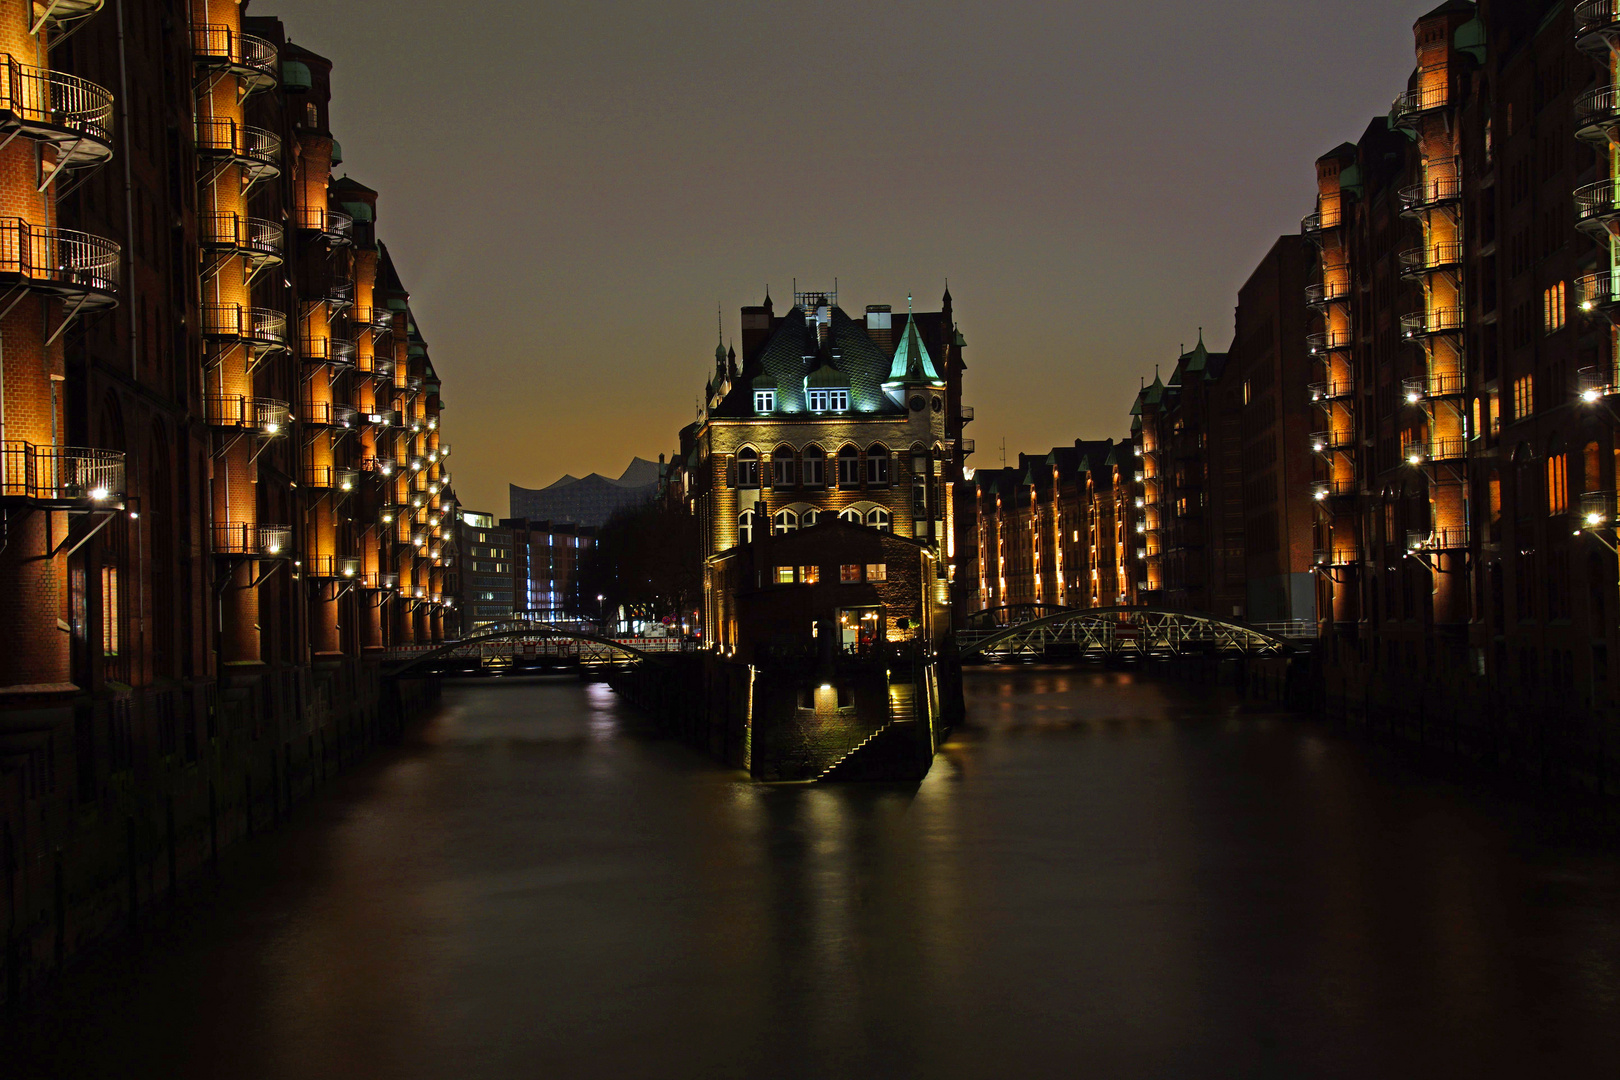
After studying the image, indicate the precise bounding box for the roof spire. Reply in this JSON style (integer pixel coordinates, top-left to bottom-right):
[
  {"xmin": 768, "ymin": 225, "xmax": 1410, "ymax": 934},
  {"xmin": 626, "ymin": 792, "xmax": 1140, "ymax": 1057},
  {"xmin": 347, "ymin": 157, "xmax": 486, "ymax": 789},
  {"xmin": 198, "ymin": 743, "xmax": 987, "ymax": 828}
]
[{"xmin": 908, "ymin": 292, "xmax": 914, "ymax": 314}]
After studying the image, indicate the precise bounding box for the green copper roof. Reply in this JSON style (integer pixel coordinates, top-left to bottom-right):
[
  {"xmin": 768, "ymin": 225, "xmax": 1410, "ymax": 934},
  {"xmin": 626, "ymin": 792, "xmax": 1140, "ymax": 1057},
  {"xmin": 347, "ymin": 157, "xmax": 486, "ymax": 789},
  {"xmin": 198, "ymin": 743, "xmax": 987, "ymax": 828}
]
[
  {"xmin": 885, "ymin": 313, "xmax": 943, "ymax": 385},
  {"xmin": 1181, "ymin": 331, "xmax": 1209, "ymax": 374},
  {"xmin": 750, "ymin": 371, "xmax": 777, "ymax": 388}
]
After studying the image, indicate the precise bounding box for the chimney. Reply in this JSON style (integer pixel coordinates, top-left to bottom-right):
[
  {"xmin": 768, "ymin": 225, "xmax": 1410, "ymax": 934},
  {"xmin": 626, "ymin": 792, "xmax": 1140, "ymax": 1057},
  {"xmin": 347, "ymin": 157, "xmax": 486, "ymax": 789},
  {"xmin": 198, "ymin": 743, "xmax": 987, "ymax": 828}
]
[{"xmin": 866, "ymin": 304, "xmax": 893, "ymax": 353}]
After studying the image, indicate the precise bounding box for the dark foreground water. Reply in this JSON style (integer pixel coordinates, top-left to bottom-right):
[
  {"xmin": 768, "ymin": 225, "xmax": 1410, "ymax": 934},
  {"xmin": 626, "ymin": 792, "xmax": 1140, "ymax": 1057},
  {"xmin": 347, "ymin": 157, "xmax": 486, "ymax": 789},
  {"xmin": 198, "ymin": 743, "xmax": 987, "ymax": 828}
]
[{"xmin": 10, "ymin": 669, "xmax": 1620, "ymax": 1079}]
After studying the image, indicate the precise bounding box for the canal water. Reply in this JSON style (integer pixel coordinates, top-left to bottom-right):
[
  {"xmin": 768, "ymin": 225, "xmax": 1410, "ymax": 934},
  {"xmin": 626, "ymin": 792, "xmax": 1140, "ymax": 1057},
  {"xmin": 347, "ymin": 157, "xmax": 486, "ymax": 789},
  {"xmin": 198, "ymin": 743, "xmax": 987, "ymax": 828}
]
[{"xmin": 10, "ymin": 669, "xmax": 1620, "ymax": 1078}]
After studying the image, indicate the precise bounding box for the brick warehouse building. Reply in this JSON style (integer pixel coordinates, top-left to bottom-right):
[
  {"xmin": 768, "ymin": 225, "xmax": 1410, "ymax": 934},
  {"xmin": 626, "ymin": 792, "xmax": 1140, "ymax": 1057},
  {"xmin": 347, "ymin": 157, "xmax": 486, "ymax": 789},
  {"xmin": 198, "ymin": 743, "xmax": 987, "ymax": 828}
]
[
  {"xmin": 1303, "ymin": 0, "xmax": 1620, "ymax": 770},
  {"xmin": 0, "ymin": 0, "xmax": 457, "ymax": 1001}
]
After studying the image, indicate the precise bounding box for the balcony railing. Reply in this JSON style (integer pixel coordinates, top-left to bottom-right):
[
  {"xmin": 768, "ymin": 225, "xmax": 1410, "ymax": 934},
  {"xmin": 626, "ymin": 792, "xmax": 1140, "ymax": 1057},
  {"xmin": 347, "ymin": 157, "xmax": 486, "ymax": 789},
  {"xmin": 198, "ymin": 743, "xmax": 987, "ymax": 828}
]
[
  {"xmin": 307, "ymin": 554, "xmax": 362, "ymax": 579},
  {"xmin": 305, "ymin": 464, "xmax": 359, "ymax": 492},
  {"xmin": 1304, "ymin": 281, "xmax": 1350, "ymax": 308},
  {"xmin": 194, "ymin": 117, "xmax": 280, "ymax": 180},
  {"xmin": 201, "ymin": 304, "xmax": 287, "ymax": 350},
  {"xmin": 294, "ymin": 205, "xmax": 354, "ymax": 245},
  {"xmin": 1402, "ymin": 372, "xmax": 1465, "ymax": 402},
  {"xmin": 199, "ymin": 212, "xmax": 283, "ymax": 265},
  {"xmin": 213, "ymin": 522, "xmax": 291, "ymax": 558},
  {"xmin": 1313, "ymin": 547, "xmax": 1358, "ymax": 567},
  {"xmin": 191, "ymin": 25, "xmax": 278, "ymax": 93},
  {"xmin": 1577, "ymin": 85, "xmax": 1620, "ymax": 141},
  {"xmin": 1397, "ymin": 241, "xmax": 1463, "ymax": 276},
  {"xmin": 1579, "ymin": 490, "xmax": 1620, "ymax": 527},
  {"xmin": 1576, "ymin": 0, "xmax": 1620, "ymax": 47},
  {"xmin": 0, "ymin": 218, "xmax": 120, "ymax": 307},
  {"xmin": 0, "ymin": 56, "xmax": 115, "ymax": 167},
  {"xmin": 300, "ymin": 401, "xmax": 358, "ymax": 428},
  {"xmin": 1311, "ymin": 476, "xmax": 1359, "ymax": 501},
  {"xmin": 1300, "ymin": 210, "xmax": 1340, "ymax": 240},
  {"xmin": 959, "ymin": 404, "xmax": 975, "ymax": 423},
  {"xmin": 1392, "ymin": 81, "xmax": 1449, "ymax": 126},
  {"xmin": 1576, "ymin": 271, "xmax": 1620, "ymax": 315},
  {"xmin": 1407, "ymin": 436, "xmax": 1467, "ymax": 463},
  {"xmin": 1308, "ymin": 429, "xmax": 1353, "ymax": 453},
  {"xmin": 1407, "ymin": 525, "xmax": 1469, "ymax": 551},
  {"xmin": 1306, "ymin": 328, "xmax": 1353, "ymax": 354},
  {"xmin": 959, "ymin": 438, "xmax": 975, "ymax": 455},
  {"xmin": 1398, "ymin": 171, "xmax": 1463, "ymax": 212},
  {"xmin": 1400, "ymin": 308, "xmax": 1464, "ymax": 338},
  {"xmin": 1308, "ymin": 380, "xmax": 1354, "ymax": 403},
  {"xmin": 1573, "ymin": 181, "xmax": 1620, "ymax": 235},
  {"xmin": 204, "ymin": 394, "xmax": 289, "ymax": 434},
  {"xmin": 300, "ymin": 335, "xmax": 356, "ymax": 368},
  {"xmin": 0, "ymin": 441, "xmax": 123, "ymax": 504}
]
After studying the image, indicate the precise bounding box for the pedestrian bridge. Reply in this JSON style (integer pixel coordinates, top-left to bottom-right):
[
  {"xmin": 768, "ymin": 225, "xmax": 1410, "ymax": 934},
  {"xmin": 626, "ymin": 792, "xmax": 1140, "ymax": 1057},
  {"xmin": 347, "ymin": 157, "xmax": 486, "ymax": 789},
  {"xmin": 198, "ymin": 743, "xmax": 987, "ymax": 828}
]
[
  {"xmin": 958, "ymin": 605, "xmax": 1309, "ymax": 661},
  {"xmin": 384, "ymin": 619, "xmax": 691, "ymax": 677}
]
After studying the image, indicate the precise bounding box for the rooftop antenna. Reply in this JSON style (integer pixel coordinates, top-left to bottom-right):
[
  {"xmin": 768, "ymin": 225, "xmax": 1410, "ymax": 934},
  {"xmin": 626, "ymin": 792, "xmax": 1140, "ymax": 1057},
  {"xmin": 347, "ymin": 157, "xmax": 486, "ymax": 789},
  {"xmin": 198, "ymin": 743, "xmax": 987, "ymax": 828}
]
[
  {"xmin": 717, "ymin": 303, "xmax": 723, "ymax": 344},
  {"xmin": 1000, "ymin": 436, "xmax": 1007, "ymax": 468}
]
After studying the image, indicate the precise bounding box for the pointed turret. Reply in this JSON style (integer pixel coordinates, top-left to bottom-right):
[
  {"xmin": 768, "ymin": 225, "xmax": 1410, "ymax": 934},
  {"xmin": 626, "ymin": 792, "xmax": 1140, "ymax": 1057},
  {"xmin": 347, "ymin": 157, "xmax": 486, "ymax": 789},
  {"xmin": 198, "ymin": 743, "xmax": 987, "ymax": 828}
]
[{"xmin": 883, "ymin": 312, "xmax": 945, "ymax": 404}]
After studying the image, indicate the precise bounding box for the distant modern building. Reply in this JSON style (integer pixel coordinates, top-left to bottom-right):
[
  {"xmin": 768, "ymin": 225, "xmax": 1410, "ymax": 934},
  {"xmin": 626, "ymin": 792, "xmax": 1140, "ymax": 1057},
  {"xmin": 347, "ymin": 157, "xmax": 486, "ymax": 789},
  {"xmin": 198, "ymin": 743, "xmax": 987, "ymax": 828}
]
[
  {"xmin": 510, "ymin": 458, "xmax": 660, "ymax": 527},
  {"xmin": 451, "ymin": 511, "xmax": 599, "ymax": 632}
]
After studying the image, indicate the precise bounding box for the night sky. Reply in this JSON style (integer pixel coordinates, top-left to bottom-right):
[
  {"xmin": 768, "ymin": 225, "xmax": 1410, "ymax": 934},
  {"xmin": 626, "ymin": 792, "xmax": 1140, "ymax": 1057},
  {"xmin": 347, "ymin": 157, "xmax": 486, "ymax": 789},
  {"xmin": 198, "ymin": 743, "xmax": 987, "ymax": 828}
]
[{"xmin": 262, "ymin": 0, "xmax": 1424, "ymax": 515}]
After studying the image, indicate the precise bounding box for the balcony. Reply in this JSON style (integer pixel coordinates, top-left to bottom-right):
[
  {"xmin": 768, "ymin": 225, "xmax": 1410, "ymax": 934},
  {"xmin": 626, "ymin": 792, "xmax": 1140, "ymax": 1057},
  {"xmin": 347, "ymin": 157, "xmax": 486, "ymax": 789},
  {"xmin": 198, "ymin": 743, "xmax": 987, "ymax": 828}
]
[
  {"xmin": 1313, "ymin": 546, "xmax": 1358, "ymax": 568},
  {"xmin": 1400, "ymin": 308, "xmax": 1464, "ymax": 338},
  {"xmin": 1576, "ymin": 271, "xmax": 1620, "ymax": 317},
  {"xmin": 0, "ymin": 441, "xmax": 123, "ymax": 505},
  {"xmin": 300, "ymin": 334, "xmax": 356, "ymax": 368},
  {"xmin": 0, "ymin": 219, "xmax": 119, "ymax": 309},
  {"xmin": 370, "ymin": 357, "xmax": 396, "ymax": 381},
  {"xmin": 1573, "ymin": 181, "xmax": 1620, "ymax": 238},
  {"xmin": 1392, "ymin": 81, "xmax": 1449, "ymax": 127},
  {"xmin": 1311, "ymin": 477, "xmax": 1359, "ymax": 502},
  {"xmin": 202, "ymin": 304, "xmax": 287, "ymax": 350},
  {"xmin": 200, "ymin": 212, "xmax": 282, "ymax": 269},
  {"xmin": 294, "ymin": 205, "xmax": 354, "ymax": 246},
  {"xmin": 1306, "ymin": 328, "xmax": 1352, "ymax": 355},
  {"xmin": 191, "ymin": 25, "xmax": 278, "ymax": 95},
  {"xmin": 1398, "ymin": 171, "xmax": 1462, "ymax": 213},
  {"xmin": 204, "ymin": 394, "xmax": 289, "ymax": 435},
  {"xmin": 1579, "ymin": 365, "xmax": 1617, "ymax": 401},
  {"xmin": 32, "ymin": 0, "xmax": 105, "ymax": 35},
  {"xmin": 1407, "ymin": 525, "xmax": 1469, "ymax": 552},
  {"xmin": 960, "ymin": 438, "xmax": 975, "ymax": 455},
  {"xmin": 1580, "ymin": 86, "xmax": 1620, "ymax": 143},
  {"xmin": 1397, "ymin": 241, "xmax": 1463, "ymax": 277},
  {"xmin": 194, "ymin": 118, "xmax": 280, "ymax": 183},
  {"xmin": 1406, "ymin": 437, "xmax": 1467, "ymax": 464},
  {"xmin": 300, "ymin": 401, "xmax": 357, "ymax": 428},
  {"xmin": 1304, "ymin": 281, "xmax": 1350, "ymax": 309},
  {"xmin": 959, "ymin": 405, "xmax": 974, "ymax": 423},
  {"xmin": 0, "ymin": 57, "xmax": 114, "ymax": 168},
  {"xmin": 1308, "ymin": 429, "xmax": 1353, "ymax": 453},
  {"xmin": 307, "ymin": 555, "xmax": 362, "ymax": 580},
  {"xmin": 1301, "ymin": 210, "xmax": 1340, "ymax": 242},
  {"xmin": 213, "ymin": 522, "xmax": 291, "ymax": 558},
  {"xmin": 363, "ymin": 570, "xmax": 399, "ymax": 592},
  {"xmin": 1308, "ymin": 380, "xmax": 1354, "ymax": 403},
  {"xmin": 1580, "ymin": 490, "xmax": 1620, "ymax": 527},
  {"xmin": 1576, "ymin": 0, "xmax": 1620, "ymax": 50},
  {"xmin": 304, "ymin": 465, "xmax": 359, "ymax": 492},
  {"xmin": 1401, "ymin": 372, "xmax": 1465, "ymax": 402}
]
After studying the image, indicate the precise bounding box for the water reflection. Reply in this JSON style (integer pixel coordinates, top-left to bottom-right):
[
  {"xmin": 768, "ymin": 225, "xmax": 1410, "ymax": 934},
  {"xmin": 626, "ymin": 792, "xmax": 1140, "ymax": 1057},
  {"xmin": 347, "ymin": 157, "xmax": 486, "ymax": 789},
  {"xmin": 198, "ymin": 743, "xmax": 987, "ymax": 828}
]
[{"xmin": 8, "ymin": 669, "xmax": 1620, "ymax": 1078}]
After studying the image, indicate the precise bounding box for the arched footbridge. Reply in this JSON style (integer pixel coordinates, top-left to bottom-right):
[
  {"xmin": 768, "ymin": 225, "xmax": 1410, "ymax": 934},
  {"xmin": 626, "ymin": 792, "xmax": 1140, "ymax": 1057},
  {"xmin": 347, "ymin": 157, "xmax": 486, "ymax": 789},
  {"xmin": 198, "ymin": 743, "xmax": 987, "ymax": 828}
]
[
  {"xmin": 958, "ymin": 606, "xmax": 1312, "ymax": 661},
  {"xmin": 384, "ymin": 619, "xmax": 690, "ymax": 677}
]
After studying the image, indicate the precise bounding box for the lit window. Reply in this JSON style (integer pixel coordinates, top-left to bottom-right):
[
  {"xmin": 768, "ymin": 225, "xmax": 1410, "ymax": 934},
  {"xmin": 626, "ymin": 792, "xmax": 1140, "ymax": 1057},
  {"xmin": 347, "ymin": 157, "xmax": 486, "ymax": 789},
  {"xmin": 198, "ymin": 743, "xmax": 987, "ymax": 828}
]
[
  {"xmin": 1547, "ymin": 453, "xmax": 1568, "ymax": 515},
  {"xmin": 102, "ymin": 565, "xmax": 119, "ymax": 657},
  {"xmin": 755, "ymin": 389, "xmax": 776, "ymax": 412},
  {"xmin": 1512, "ymin": 375, "xmax": 1534, "ymax": 420},
  {"xmin": 775, "ymin": 566, "xmax": 796, "ymax": 584},
  {"xmin": 840, "ymin": 564, "xmax": 862, "ymax": 583},
  {"xmin": 800, "ymin": 565, "xmax": 821, "ymax": 584},
  {"xmin": 737, "ymin": 508, "xmax": 755, "ymax": 545},
  {"xmin": 1543, "ymin": 281, "xmax": 1566, "ymax": 334},
  {"xmin": 865, "ymin": 563, "xmax": 887, "ymax": 581}
]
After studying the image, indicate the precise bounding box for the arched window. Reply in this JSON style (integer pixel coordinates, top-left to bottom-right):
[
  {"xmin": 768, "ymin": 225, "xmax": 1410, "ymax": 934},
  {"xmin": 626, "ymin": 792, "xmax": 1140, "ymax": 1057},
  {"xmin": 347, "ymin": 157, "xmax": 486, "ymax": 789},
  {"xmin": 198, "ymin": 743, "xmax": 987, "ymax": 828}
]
[
  {"xmin": 737, "ymin": 508, "xmax": 755, "ymax": 545},
  {"xmin": 736, "ymin": 448, "xmax": 759, "ymax": 488},
  {"xmin": 802, "ymin": 445, "xmax": 825, "ymax": 488},
  {"xmin": 773, "ymin": 509, "xmax": 798, "ymax": 534},
  {"xmin": 866, "ymin": 508, "xmax": 891, "ymax": 532},
  {"xmin": 802, "ymin": 509, "xmax": 819, "ymax": 528},
  {"xmin": 865, "ymin": 444, "xmax": 889, "ymax": 486},
  {"xmin": 838, "ymin": 508, "xmax": 862, "ymax": 525},
  {"xmin": 837, "ymin": 445, "xmax": 861, "ymax": 489},
  {"xmin": 772, "ymin": 446, "xmax": 796, "ymax": 488}
]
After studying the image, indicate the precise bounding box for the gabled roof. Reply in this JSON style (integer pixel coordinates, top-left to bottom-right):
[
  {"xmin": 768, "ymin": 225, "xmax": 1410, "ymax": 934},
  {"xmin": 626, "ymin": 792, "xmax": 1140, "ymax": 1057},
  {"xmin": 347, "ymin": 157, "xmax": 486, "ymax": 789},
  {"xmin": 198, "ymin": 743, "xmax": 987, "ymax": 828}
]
[{"xmin": 713, "ymin": 304, "xmax": 901, "ymax": 417}]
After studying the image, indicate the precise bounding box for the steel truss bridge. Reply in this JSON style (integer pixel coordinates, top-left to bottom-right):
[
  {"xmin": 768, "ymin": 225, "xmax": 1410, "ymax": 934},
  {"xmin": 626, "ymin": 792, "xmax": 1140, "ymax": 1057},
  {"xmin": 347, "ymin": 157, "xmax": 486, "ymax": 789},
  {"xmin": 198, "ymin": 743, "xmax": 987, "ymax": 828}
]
[
  {"xmin": 958, "ymin": 605, "xmax": 1307, "ymax": 661},
  {"xmin": 384, "ymin": 619, "xmax": 690, "ymax": 677}
]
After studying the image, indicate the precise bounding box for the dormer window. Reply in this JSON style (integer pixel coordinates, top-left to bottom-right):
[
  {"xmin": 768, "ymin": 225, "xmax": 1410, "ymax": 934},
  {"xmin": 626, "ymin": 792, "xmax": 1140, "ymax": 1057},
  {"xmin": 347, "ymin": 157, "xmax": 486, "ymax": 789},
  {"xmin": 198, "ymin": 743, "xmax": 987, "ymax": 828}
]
[
  {"xmin": 754, "ymin": 389, "xmax": 775, "ymax": 413},
  {"xmin": 807, "ymin": 389, "xmax": 848, "ymax": 412}
]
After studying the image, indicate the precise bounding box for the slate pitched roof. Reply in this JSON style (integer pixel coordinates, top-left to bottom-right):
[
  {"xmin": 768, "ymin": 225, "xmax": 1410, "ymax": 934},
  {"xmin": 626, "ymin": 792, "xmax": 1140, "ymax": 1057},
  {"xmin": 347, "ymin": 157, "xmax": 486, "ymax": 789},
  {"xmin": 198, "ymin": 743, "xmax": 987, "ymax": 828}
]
[{"xmin": 714, "ymin": 305, "xmax": 906, "ymax": 417}]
